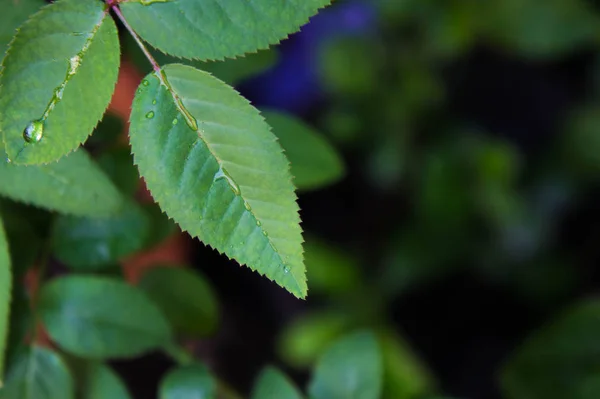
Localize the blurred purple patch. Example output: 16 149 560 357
238 0 379 114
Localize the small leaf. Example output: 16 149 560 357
0 345 74 399
52 201 150 270
251 367 303 399
81 363 132 399
120 0 330 61
0 0 45 58
262 110 345 191
139 266 219 337
0 0 120 164
501 300 600 399
159 363 217 399
308 331 382 399
0 217 10 382
97 148 140 197
129 64 305 298
38 276 172 359
0 146 124 217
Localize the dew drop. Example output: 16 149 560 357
244 202 251 211
152 99 157 105
213 166 240 195
172 118 178 125
284 267 290 274
146 111 155 119
256 220 262 227
262 231 268 236
142 80 149 86
23 119 44 143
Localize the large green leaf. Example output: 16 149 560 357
52 201 150 270
139 266 219 337
308 331 382 399
159 363 217 399
0 0 45 58
38 276 172 359
120 0 330 61
251 367 303 399
262 110 344 192
0 0 120 164
81 363 132 399
0 346 74 399
501 300 600 399
0 146 123 217
129 64 305 297
0 218 9 383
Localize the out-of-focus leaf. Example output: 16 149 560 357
141 202 179 249
159 363 217 399
501 300 600 399
562 104 600 180
251 366 303 399
308 331 382 399
80 363 132 399
97 148 140 197
86 114 124 149
278 311 353 369
0 217 9 382
262 110 345 191
139 266 219 337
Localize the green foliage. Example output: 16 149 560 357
120 0 330 61
139 266 219 337
251 367 303 399
38 276 172 359
52 201 150 270
308 331 382 399
0 0 120 164
0 218 9 382
129 64 305 297
262 111 345 192
0 346 74 399
159 364 217 399
0 0 45 57
79 363 132 399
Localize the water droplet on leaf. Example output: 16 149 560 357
172 118 178 125
142 80 149 86
23 120 44 143
152 99 157 105
284 267 290 274
244 202 251 211
213 166 240 195
146 111 155 119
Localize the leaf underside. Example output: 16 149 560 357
120 0 331 61
129 64 306 297
0 146 124 217
0 0 120 165
0 217 10 383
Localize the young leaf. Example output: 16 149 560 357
139 266 219 337
129 64 306 298
120 0 330 61
38 276 172 359
159 363 217 399
501 300 600 399
80 363 132 399
0 217 10 383
0 0 120 165
262 110 345 192
52 201 150 270
251 367 303 399
0 147 124 217
308 331 382 399
0 345 74 399
0 0 45 58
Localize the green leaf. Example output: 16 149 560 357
0 0 120 164
80 363 132 399
278 311 352 369
0 146 124 217
142 202 179 249
0 218 9 382
262 111 344 191
38 276 172 359
86 113 125 149
0 345 74 399
501 300 600 399
252 367 303 399
129 64 305 298
308 331 382 399
139 266 219 337
120 0 330 61
159 363 217 399
97 148 140 197
52 201 150 270
0 0 45 58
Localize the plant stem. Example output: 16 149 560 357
110 4 161 73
